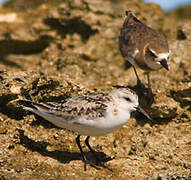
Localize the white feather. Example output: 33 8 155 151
157 52 169 60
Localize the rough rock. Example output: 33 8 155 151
0 0 191 179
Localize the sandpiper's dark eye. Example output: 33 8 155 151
124 97 131 102
149 50 157 58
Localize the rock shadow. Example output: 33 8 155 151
0 78 60 120
170 87 191 111
0 35 53 68
44 17 98 42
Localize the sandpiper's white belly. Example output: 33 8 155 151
37 108 130 136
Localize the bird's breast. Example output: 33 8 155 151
134 52 154 71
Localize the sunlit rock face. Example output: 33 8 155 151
0 0 190 179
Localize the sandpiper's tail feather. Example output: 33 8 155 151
19 99 54 114
19 100 38 110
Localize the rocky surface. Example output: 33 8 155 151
0 0 191 179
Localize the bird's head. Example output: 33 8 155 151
143 36 170 71
112 87 151 120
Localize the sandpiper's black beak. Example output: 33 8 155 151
160 59 169 71
136 106 152 120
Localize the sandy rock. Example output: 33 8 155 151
0 0 190 179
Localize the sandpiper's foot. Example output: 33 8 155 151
82 157 100 171
85 136 113 171
93 154 113 171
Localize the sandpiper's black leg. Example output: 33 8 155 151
76 135 99 171
85 136 113 171
76 135 87 171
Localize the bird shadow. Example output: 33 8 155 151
17 129 113 166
